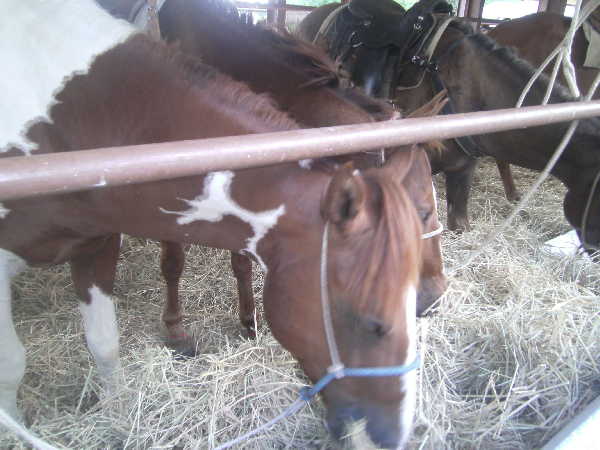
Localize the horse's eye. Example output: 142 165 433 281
362 316 389 338
419 209 432 224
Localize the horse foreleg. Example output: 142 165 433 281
231 252 256 339
160 241 196 356
445 159 476 232
70 234 121 389
496 160 521 202
0 249 27 420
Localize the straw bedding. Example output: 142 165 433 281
2 158 599 449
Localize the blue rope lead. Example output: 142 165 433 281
214 356 421 449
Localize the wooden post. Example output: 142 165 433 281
458 0 484 29
538 0 567 14
146 0 162 40
267 0 276 25
276 0 286 31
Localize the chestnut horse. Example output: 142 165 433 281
0 1 426 447
298 4 600 251
154 0 446 343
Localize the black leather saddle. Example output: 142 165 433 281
323 0 453 97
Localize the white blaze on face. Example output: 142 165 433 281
160 171 285 271
398 284 417 448
0 0 136 154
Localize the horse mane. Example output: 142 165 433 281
201 0 341 86
449 20 600 135
137 36 300 133
348 164 421 318
49 34 300 153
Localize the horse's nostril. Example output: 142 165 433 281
363 316 389 337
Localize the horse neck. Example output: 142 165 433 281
159 0 375 127
435 26 600 186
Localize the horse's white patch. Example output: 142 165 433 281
93 175 107 187
0 0 136 154
160 171 285 271
299 159 313 169
79 286 120 382
398 285 417 448
0 249 27 419
0 204 9 219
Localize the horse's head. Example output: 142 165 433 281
263 149 423 448
564 172 600 253
560 123 600 252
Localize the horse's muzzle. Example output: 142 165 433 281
416 275 447 316
326 401 411 449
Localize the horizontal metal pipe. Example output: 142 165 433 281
1 101 599 201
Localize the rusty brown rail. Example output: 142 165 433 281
1 101 599 201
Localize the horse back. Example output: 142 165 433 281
488 12 587 68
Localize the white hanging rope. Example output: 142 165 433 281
518 0 600 106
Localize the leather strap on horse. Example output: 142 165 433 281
315 0 453 98
397 17 482 158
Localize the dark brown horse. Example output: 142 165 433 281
149 0 446 342
487 12 592 85
298 3 600 251
487 11 600 197
0 2 426 447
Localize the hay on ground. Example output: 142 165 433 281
2 158 599 449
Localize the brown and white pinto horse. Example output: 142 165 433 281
154 0 446 343
0 1 425 447
299 6 600 252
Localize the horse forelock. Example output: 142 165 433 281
347 170 421 319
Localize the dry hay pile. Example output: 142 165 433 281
2 158 599 449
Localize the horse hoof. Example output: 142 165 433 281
241 318 257 339
164 334 199 358
506 192 522 202
245 327 256 340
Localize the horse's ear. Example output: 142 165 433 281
322 163 371 234
406 90 448 118
384 146 416 181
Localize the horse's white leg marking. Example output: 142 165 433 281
0 249 27 420
79 286 120 388
398 285 417 448
0 203 9 219
160 171 285 271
